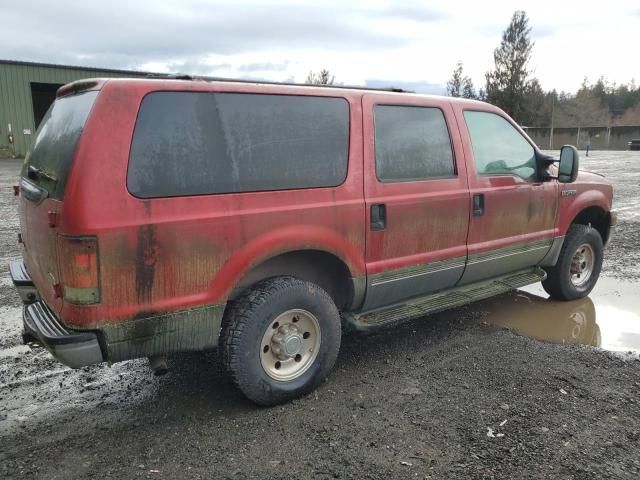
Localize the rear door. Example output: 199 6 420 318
19 90 99 312
361 94 470 311
454 107 558 284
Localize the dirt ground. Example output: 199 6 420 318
1 152 640 479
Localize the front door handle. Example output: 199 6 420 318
473 193 485 216
371 204 386 231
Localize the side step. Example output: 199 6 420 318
344 267 546 331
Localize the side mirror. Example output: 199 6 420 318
558 145 579 183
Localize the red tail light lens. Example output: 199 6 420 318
57 236 100 304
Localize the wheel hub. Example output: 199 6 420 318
570 243 595 287
571 252 587 273
271 324 304 359
260 309 321 381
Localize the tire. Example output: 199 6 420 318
220 276 341 406
542 224 603 301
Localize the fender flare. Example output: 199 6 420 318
559 189 610 237
207 225 365 303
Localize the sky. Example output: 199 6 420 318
2 0 639 95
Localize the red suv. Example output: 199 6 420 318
10 78 615 405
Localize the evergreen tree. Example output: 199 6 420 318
305 69 335 85
446 62 464 97
485 11 534 123
462 78 476 99
520 79 550 126
447 62 476 99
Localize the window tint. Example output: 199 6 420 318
24 91 98 199
374 105 455 182
128 92 349 197
464 111 536 181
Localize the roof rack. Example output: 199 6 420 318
145 73 194 80
143 72 413 93
1 59 414 94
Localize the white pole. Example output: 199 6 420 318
576 127 581 148
549 97 554 149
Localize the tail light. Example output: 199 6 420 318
57 236 100 305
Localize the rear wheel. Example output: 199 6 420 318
542 224 603 300
220 276 341 406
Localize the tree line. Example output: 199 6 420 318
306 11 639 128
446 11 640 127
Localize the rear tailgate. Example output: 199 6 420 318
19 89 99 313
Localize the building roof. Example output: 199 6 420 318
0 58 152 76
0 58 417 95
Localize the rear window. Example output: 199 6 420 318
127 92 349 198
374 105 455 182
23 91 98 200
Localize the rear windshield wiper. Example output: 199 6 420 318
27 165 57 184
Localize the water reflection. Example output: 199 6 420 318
477 278 640 353
479 291 600 346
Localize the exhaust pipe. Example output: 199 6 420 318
148 355 168 376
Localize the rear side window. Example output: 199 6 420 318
374 105 455 182
128 92 349 197
23 91 99 200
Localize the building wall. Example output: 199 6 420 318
0 60 148 158
525 126 640 151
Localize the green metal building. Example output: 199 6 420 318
0 59 149 158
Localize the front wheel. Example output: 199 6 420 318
220 277 341 406
542 224 604 301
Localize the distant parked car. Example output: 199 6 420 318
629 139 640 151
10 77 615 405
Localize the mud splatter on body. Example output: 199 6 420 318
136 224 159 302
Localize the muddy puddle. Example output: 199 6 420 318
477 277 640 353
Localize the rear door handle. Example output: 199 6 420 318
371 204 386 231
473 193 484 216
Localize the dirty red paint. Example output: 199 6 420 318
17 79 613 331
361 94 470 275
19 197 64 314
22 80 367 328
451 102 559 256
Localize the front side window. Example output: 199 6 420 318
464 111 537 181
374 105 455 182
128 92 349 198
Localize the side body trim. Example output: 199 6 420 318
362 256 466 311
460 238 553 285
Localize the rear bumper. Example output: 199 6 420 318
10 260 103 368
10 260 224 365
22 301 104 368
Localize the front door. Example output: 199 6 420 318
361 94 470 311
453 107 558 285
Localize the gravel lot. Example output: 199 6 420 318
1 152 639 479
